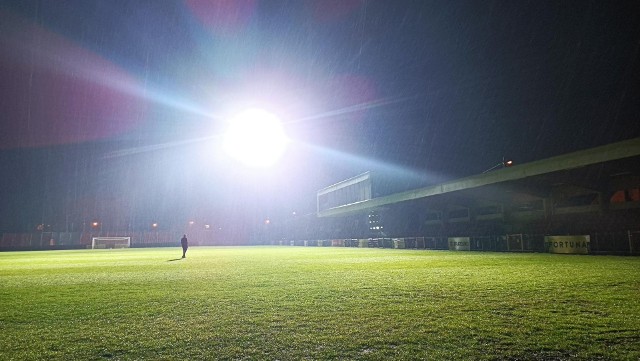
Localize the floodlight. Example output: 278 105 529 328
222 108 289 167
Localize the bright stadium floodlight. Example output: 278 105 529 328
222 108 289 167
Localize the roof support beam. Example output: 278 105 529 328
318 137 640 217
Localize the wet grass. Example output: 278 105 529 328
1 247 639 360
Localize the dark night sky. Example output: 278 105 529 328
1 0 639 231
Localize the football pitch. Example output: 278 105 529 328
1 247 639 360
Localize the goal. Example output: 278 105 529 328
91 237 131 249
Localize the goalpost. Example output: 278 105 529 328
91 237 131 249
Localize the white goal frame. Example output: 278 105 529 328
91 237 131 249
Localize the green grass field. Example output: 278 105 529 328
1 247 639 360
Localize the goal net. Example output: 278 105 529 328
91 237 131 249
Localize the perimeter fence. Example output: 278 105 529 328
0 230 204 251
275 230 640 255
2 230 638 255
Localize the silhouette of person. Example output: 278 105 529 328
181 234 188 258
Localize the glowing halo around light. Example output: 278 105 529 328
222 108 290 167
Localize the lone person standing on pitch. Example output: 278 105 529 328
181 234 188 258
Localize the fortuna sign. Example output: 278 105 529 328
545 235 590 254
